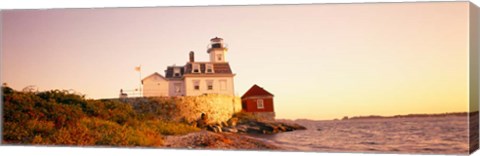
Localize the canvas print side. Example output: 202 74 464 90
470 2 480 154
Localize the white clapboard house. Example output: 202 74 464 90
141 37 235 97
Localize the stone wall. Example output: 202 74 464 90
122 94 242 124
176 94 242 123
252 112 276 121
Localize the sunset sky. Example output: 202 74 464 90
1 2 472 120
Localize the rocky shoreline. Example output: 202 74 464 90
163 130 279 150
195 113 307 134
162 115 307 150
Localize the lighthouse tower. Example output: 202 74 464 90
207 37 228 63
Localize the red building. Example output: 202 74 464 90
241 84 275 120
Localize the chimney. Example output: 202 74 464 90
189 51 195 62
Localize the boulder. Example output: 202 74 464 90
221 127 238 133
197 119 208 128
215 125 223 133
221 121 229 127
236 125 249 133
206 125 223 133
247 126 262 134
196 113 212 129
227 117 239 127
233 119 306 134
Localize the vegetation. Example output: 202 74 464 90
2 86 199 147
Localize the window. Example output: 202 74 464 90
257 99 264 109
220 80 227 90
174 83 181 93
192 64 200 73
212 43 221 48
206 80 213 90
193 80 200 90
206 64 214 73
217 54 222 61
174 68 181 77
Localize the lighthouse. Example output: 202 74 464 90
142 37 236 97
207 37 228 63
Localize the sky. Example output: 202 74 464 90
1 2 472 120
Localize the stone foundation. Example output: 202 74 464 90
252 112 276 121
123 94 242 124
176 94 242 123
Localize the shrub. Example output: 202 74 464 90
36 90 86 107
130 97 178 121
142 119 200 136
84 100 136 124
2 87 194 147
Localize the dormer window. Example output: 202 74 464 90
173 68 181 77
192 64 200 73
206 64 214 73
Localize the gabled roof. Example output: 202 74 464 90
241 84 274 99
141 72 167 84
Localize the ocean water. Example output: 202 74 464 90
252 116 469 154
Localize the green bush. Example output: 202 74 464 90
2 86 197 147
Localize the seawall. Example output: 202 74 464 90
113 94 242 123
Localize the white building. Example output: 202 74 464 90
142 37 236 97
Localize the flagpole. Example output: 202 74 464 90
139 65 142 97
135 65 142 97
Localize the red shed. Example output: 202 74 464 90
241 84 275 120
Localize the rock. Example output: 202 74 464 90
279 123 306 131
288 123 307 130
207 125 223 133
221 121 229 127
216 122 223 127
247 126 262 134
196 113 212 129
191 121 198 128
215 125 223 133
236 125 248 133
271 126 280 133
227 117 238 127
222 127 238 133
206 125 216 132
256 122 281 134
197 119 208 128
